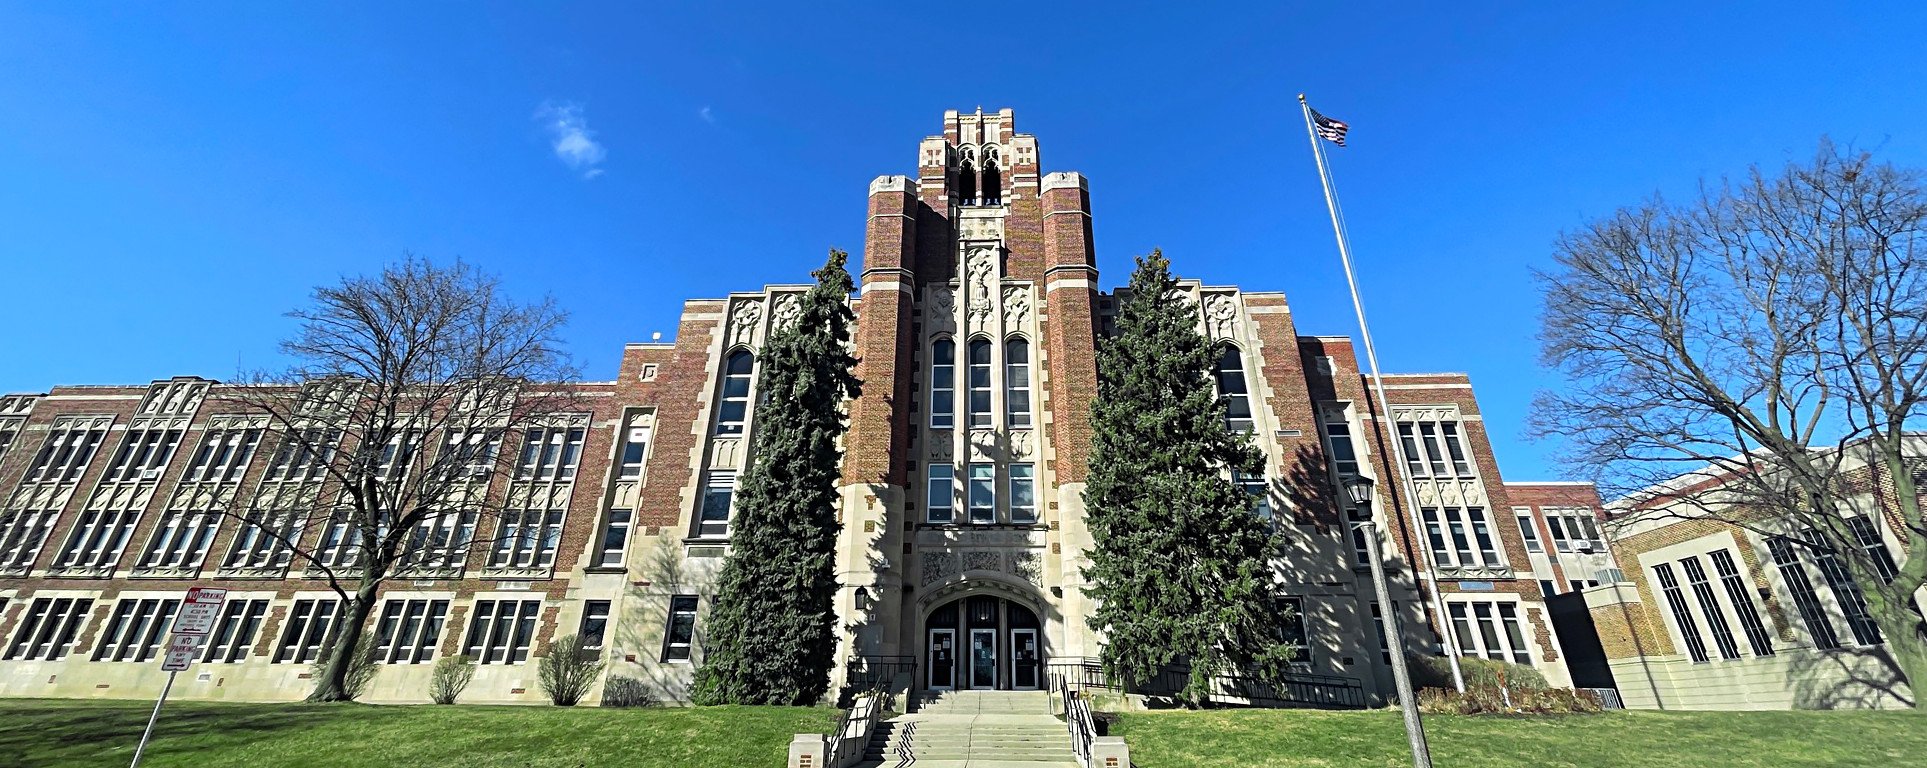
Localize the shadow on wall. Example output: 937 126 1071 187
614 536 719 704
1787 643 1914 709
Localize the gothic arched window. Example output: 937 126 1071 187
981 159 1002 205
715 349 754 435
1215 345 1255 433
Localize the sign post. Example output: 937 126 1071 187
130 587 225 768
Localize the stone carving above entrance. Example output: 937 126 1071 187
962 550 1002 573
1008 552 1041 584
922 552 960 586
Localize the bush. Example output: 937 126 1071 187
1407 654 1549 693
538 633 604 707
600 675 658 708
1416 684 1603 715
430 654 476 705
312 633 381 700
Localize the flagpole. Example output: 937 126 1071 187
1297 94 1467 699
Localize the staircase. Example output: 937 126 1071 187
854 690 1080 768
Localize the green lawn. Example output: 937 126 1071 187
0 698 830 768
1112 708 1927 767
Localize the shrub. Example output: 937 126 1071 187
1407 654 1548 693
600 675 658 708
538 633 604 707
430 654 476 705
1416 681 1604 715
312 633 381 700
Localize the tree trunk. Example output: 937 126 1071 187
306 574 380 703
1865 588 1927 710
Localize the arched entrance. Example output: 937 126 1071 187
924 595 1041 691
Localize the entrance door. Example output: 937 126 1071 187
969 628 997 689
1012 629 1040 690
928 629 956 690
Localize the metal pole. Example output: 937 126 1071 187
1296 93 1467 692
1362 519 1433 768
129 670 176 768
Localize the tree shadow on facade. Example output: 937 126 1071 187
616 535 720 704
1786 643 1914 709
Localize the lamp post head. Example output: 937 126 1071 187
1344 474 1376 507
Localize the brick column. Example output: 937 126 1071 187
1040 172 1098 484
842 176 919 488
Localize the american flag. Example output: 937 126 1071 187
1311 109 1349 147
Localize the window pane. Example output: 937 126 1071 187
968 464 995 524
927 465 955 524
1009 464 1035 523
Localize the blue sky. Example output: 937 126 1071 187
3 3 1925 482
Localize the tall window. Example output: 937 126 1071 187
463 599 541 664
491 508 565 568
516 427 584 481
1653 563 1710 663
0 509 60 570
698 474 735 538
1709 550 1774 657
617 423 652 480
1214 346 1255 433
1005 338 1032 428
1396 421 1476 479
930 339 956 429
579 600 610 652
54 506 144 569
927 464 956 524
596 509 632 568
1803 531 1883 646
967 339 993 428
1277 596 1311 665
102 428 183 483
202 600 270 663
1320 415 1360 477
968 463 995 524
92 599 179 661
715 350 755 435
1369 601 1394 664
1846 516 1899 582
273 599 340 664
372 599 449 664
1679 556 1741 660
1515 514 1543 553
436 430 502 480
24 424 107 484
182 428 262 484
1447 601 1531 664
661 595 699 662
403 509 475 569
222 508 302 570
1236 471 1272 525
1422 507 1499 567
138 508 221 569
373 430 421 482
1009 464 1037 524
1767 536 1841 650
5 597 94 660
263 429 337 482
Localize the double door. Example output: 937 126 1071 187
927 627 1041 691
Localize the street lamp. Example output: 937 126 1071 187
1347 474 1434 768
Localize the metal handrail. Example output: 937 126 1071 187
1050 669 1097 768
1052 658 1366 710
824 656 913 767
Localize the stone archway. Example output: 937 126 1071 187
915 576 1048 692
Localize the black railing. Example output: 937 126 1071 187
1048 667 1097 767
1048 656 1365 710
845 654 917 693
1046 657 1116 693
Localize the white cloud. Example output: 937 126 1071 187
698 105 715 124
535 102 606 179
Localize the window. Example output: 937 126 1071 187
1515 514 1543 553
698 474 735 538
263 429 338 483
182 428 262 484
373 599 449 664
1709 550 1774 657
463 599 542 664
1009 464 1037 524
53 506 144 569
24 424 107 484
1422 507 1500 567
0 508 60 570
1005 338 1032 428
273 599 340 663
0 425 16 459
579 600 610 651
968 463 995 524
104 428 184 483
5 597 94 660
1803 531 1883 646
516 427 585 481
202 599 270 663
1679 556 1741 660
1767 536 1841 650
661 595 699 662
1653 563 1709 663
1320 414 1360 477
436 430 502 479
1846 516 1899 582
403 509 475 569
967 339 993 428
138 508 221 570
715 350 754 435
927 464 956 524
1369 601 1394 664
1236 471 1272 525
1539 580 1559 597
1447 601 1531 664
222 508 302 570
314 508 365 569
930 339 956 429
1395 420 1476 479
1277 596 1311 665
93 599 179 661
1214 347 1254 433
617 424 652 480
492 508 565 568
597 509 632 567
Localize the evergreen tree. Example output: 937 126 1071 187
691 250 863 706
1082 250 1297 707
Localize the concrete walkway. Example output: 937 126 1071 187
853 690 1079 768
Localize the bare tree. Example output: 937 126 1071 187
221 257 578 702
1534 142 1927 706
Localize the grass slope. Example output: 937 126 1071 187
1113 708 1927 767
0 699 829 768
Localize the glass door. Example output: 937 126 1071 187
928 629 956 690
969 628 997 689
1012 629 1039 690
